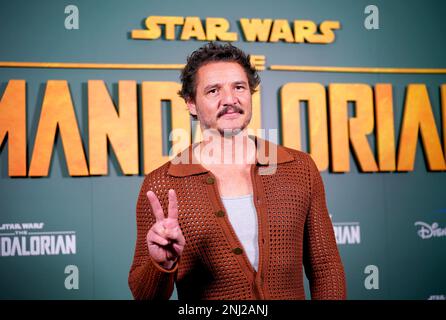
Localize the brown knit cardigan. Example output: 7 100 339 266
128 136 346 300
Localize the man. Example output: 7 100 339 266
128 42 346 300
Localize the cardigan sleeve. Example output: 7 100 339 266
128 175 177 300
303 155 347 300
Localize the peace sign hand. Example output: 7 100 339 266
146 189 186 270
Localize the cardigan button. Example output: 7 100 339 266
215 210 225 217
206 177 215 184
233 247 243 255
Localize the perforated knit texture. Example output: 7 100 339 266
128 144 346 300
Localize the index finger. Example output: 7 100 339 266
167 189 178 220
146 191 165 222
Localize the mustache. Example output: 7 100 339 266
217 105 244 118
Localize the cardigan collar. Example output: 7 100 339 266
167 134 294 177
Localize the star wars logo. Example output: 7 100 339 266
0 222 76 257
131 16 340 44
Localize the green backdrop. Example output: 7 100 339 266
1 0 445 299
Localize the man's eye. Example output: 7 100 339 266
235 85 245 91
208 89 218 95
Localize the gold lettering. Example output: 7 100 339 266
181 17 206 41
250 88 262 134
131 16 184 40
294 20 317 43
249 55 266 71
308 21 340 44
329 84 378 172
88 80 138 175
280 83 329 171
206 17 237 41
141 82 191 174
269 19 294 43
131 16 162 40
442 85 446 160
239 18 272 42
375 84 396 171
158 16 185 40
131 16 340 43
397 84 446 171
0 80 27 176
29 81 88 176
4 78 444 176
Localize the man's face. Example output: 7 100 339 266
187 61 252 135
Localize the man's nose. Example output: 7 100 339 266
220 87 237 105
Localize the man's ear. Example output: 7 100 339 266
186 99 198 117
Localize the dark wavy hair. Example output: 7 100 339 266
178 42 260 119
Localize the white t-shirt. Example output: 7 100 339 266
220 193 259 271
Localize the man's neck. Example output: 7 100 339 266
194 129 256 169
